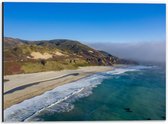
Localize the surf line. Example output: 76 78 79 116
24 87 84 121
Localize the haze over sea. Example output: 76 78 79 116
4 64 166 121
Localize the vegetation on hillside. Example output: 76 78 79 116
4 37 137 75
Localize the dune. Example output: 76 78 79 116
30 52 52 59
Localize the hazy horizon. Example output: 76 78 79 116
87 41 166 63
4 36 166 63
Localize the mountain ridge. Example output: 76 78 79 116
4 37 137 75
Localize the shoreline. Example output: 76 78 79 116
4 66 113 109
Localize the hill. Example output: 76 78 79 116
4 37 137 75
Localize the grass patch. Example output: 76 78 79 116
5 59 91 74
21 60 79 73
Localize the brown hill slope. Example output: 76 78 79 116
3 37 137 75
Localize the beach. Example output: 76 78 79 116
4 65 166 121
4 66 113 109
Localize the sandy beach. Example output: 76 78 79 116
4 66 113 109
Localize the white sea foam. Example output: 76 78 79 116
105 65 154 75
4 74 106 122
105 68 137 75
4 65 152 122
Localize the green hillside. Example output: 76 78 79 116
3 37 137 75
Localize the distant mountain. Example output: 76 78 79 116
4 37 25 48
4 37 137 75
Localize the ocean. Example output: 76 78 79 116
4 65 166 121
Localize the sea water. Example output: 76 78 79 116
4 65 166 121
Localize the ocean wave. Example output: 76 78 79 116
4 74 106 122
105 65 155 75
4 65 152 122
105 68 137 75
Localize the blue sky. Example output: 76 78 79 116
4 3 166 43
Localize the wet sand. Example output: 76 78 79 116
4 66 113 109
